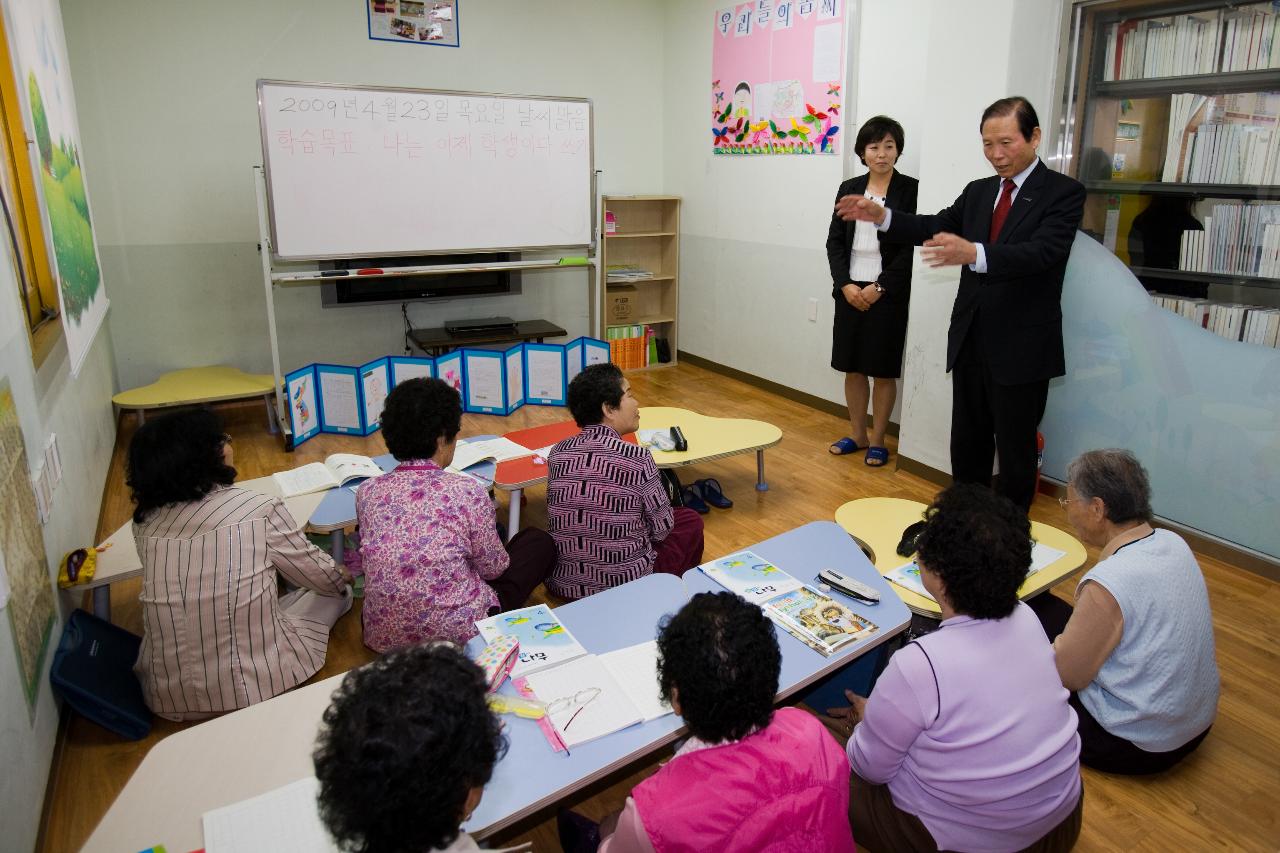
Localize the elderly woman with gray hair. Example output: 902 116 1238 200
1042 448 1219 775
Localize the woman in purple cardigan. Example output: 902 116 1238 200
829 484 1083 853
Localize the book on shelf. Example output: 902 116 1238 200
1099 4 1280 81
697 550 879 656
475 604 587 678
606 264 656 282
1151 292 1280 346
1103 10 1223 82
1178 202 1280 277
272 453 384 498
1163 92 1280 185
606 324 651 370
1245 307 1280 345
1150 292 1211 328
1221 4 1280 72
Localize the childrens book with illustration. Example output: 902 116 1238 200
272 454 385 498
699 551 878 656
764 586 879 655
476 604 587 678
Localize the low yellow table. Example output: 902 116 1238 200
834 497 1087 617
112 366 277 432
639 406 784 491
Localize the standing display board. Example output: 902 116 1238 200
257 80 593 260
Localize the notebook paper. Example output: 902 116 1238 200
523 655 644 748
598 640 672 722
203 776 338 853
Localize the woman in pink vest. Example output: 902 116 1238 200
563 591 856 852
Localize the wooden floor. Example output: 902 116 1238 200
39 362 1279 852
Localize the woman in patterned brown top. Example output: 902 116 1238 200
127 408 351 721
545 364 704 600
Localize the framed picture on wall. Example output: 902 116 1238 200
367 0 460 48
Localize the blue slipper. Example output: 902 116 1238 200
865 446 890 467
829 437 865 455
696 478 733 509
681 484 710 514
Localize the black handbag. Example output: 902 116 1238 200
659 468 684 508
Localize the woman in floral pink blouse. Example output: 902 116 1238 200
356 378 555 652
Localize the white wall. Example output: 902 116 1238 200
60 0 667 391
660 1 855 409
0 85 116 853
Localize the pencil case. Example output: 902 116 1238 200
474 633 520 692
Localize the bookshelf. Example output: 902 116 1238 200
600 195 680 369
1068 0 1280 345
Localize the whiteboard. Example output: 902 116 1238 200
257 80 593 260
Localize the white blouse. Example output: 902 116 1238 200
847 191 886 284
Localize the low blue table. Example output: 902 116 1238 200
683 520 911 702
467 520 910 839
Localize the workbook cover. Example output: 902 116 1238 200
763 586 879 656
698 550 805 604
476 604 586 678
885 561 934 601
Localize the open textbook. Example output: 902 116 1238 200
522 644 672 749
699 550 878 656
271 454 384 498
445 436 536 474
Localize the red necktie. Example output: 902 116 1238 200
989 178 1016 242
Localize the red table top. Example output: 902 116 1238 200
494 419 637 489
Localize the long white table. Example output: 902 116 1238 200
81 522 909 852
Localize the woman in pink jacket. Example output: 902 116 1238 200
561 591 856 852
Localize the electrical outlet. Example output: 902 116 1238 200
807 297 818 322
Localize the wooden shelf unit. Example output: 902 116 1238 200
601 195 680 369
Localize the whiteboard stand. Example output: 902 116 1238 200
253 166 599 450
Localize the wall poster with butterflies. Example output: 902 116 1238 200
711 0 848 156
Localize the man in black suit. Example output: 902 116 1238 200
836 97 1085 512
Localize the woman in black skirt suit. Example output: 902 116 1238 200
825 116 918 466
